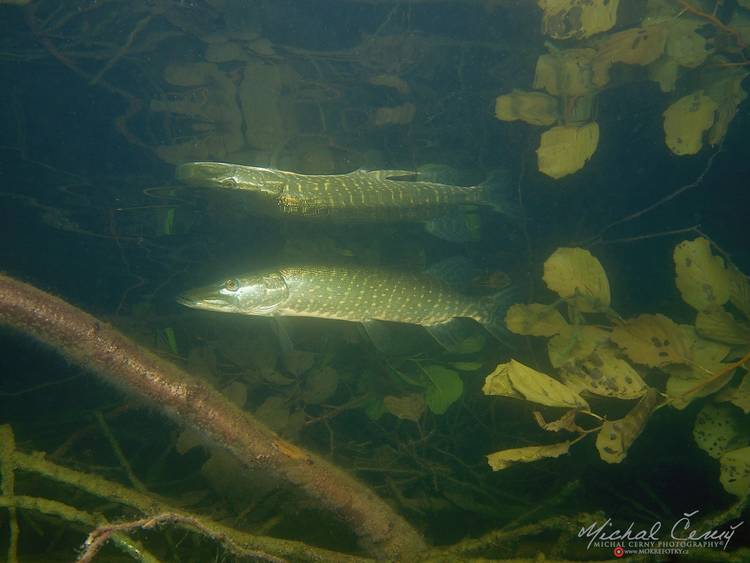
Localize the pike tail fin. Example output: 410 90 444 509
480 285 521 348
479 169 521 223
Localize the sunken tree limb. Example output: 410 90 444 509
0 273 427 560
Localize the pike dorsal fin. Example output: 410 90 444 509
360 169 416 181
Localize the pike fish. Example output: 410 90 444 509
178 265 510 348
176 162 515 241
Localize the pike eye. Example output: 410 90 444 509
224 279 240 292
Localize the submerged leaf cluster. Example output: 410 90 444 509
483 238 750 498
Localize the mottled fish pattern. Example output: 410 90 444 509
278 266 487 325
176 163 490 222
179 264 491 328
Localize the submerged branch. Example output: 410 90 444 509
0 273 427 560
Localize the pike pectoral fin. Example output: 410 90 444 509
271 316 295 354
425 319 475 351
424 210 481 242
360 320 399 353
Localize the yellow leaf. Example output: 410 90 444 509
720 447 750 497
537 123 599 179
674 238 730 311
664 339 732 410
648 57 680 93
696 307 750 346
611 314 695 367
728 265 750 320
537 0 619 40
483 359 589 409
596 388 660 463
715 372 750 414
495 90 559 126
703 66 749 146
481 362 520 399
665 19 709 68
533 410 584 433
693 404 741 459
543 247 610 312
487 441 571 471
663 91 718 156
505 303 568 336
533 48 597 97
593 24 669 87
561 347 648 399
548 325 610 368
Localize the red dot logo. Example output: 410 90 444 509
613 546 625 558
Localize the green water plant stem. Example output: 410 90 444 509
0 425 19 563
11 446 369 562
0 494 160 563
0 273 426 560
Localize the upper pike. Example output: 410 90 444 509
176 162 284 197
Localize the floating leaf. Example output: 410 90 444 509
483 360 589 409
649 57 680 93
611 314 694 367
592 24 669 87
537 122 600 179
664 340 732 410
543 247 610 312
505 303 568 336
495 90 559 126
720 447 750 497
596 388 660 463
561 347 648 399
696 307 750 346
704 66 749 146
728 265 750 320
665 19 709 69
538 0 619 40
663 91 718 156
533 410 584 433
383 394 425 422
716 373 750 415
674 238 730 311
548 325 610 368
534 48 597 96
302 367 338 404
693 404 742 459
487 441 571 471
423 365 464 414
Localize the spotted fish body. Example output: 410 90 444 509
178 265 492 328
176 162 494 223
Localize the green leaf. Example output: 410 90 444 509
364 397 385 421
423 365 464 414
450 361 484 371
452 334 486 354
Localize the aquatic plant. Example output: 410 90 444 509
495 0 749 178
484 237 750 504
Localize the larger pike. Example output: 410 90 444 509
176 162 514 240
178 265 509 348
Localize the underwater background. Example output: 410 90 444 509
1 1 749 561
